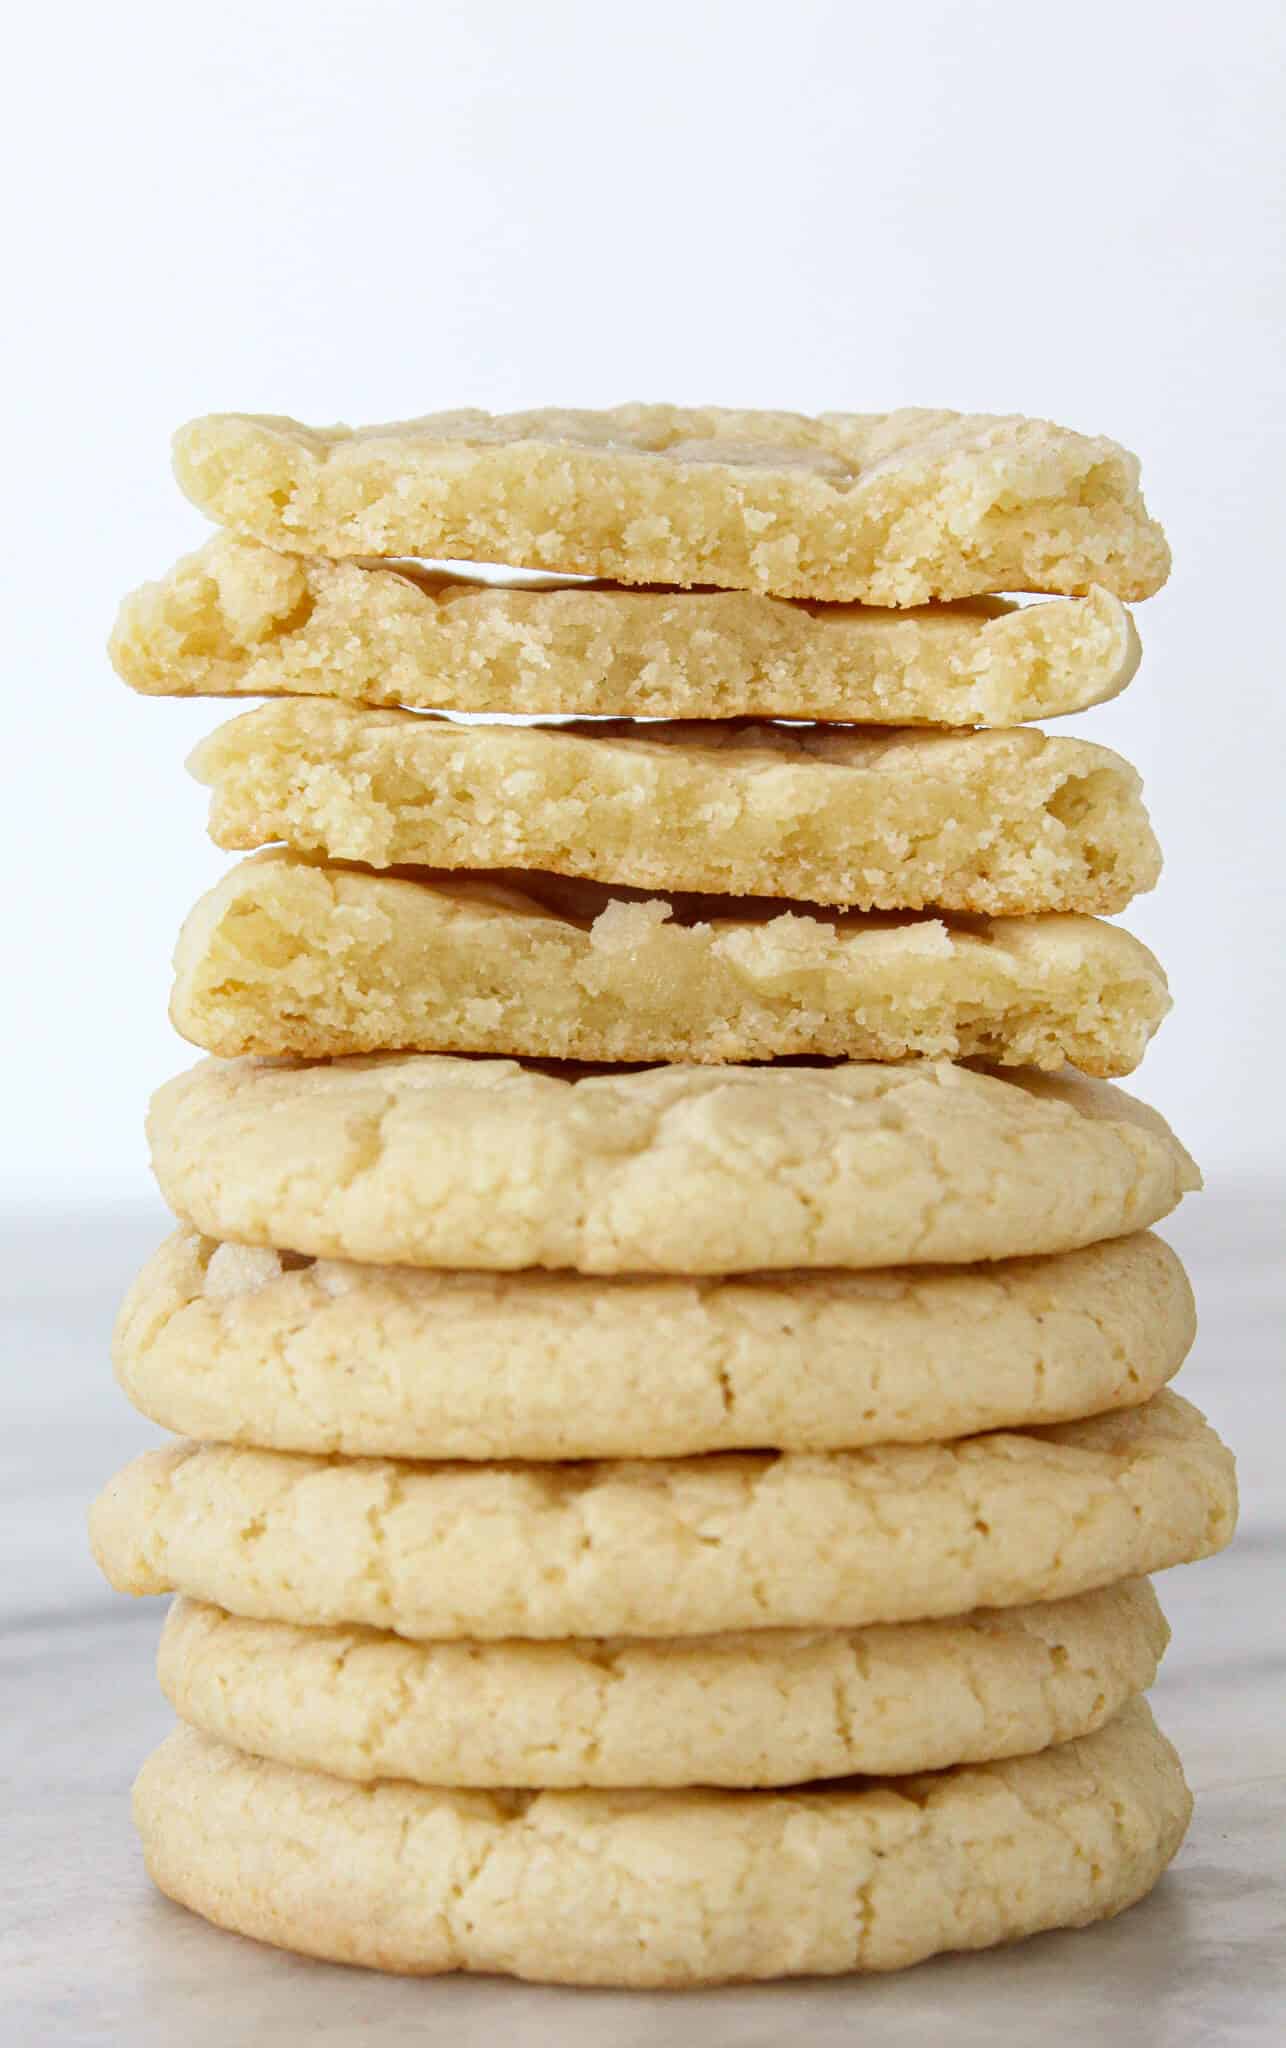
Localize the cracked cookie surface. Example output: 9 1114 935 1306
190 703 1162 916
132 1702 1189 1984
111 534 1142 723
171 853 1170 1072
157 1580 1168 1788
90 1393 1235 1639
171 404 1170 604
116 1229 1193 1459
146 1056 1200 1274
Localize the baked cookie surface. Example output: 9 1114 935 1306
171 854 1170 1073
112 535 1141 724
133 1703 1190 1984
90 1393 1235 1639
146 1056 1201 1274
190 703 1162 916
116 1229 1193 1460
159 1580 1167 1788
171 405 1170 604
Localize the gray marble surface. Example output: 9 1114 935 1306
3 1192 1283 2044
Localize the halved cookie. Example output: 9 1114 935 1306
171 403 1170 603
112 535 1141 723
190 704 1162 916
170 854 1170 1072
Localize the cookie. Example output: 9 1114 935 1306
90 1393 1235 1639
158 1580 1167 1788
146 1057 1200 1274
111 534 1142 725
132 1703 1190 1984
116 1229 1193 1460
190 703 1161 917
170 405 1170 604
171 854 1170 1073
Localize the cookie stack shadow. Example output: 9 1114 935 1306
92 404 1236 1989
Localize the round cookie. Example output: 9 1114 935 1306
170 404 1171 604
133 1703 1191 1986
116 1229 1194 1460
91 1393 1236 1640
112 534 1142 725
158 1580 1168 1789
146 1057 1200 1275
190 705 1161 918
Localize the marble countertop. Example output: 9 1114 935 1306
4 1192 1282 2044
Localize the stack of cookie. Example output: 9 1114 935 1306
92 405 1236 1989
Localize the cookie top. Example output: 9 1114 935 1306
171 853 1171 1074
111 534 1142 725
90 1393 1235 1639
171 405 1170 604
159 1580 1167 1788
117 1228 1193 1460
146 1056 1200 1274
134 1702 1189 1983
190 703 1161 916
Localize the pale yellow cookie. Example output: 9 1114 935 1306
116 1229 1193 1460
171 853 1170 1074
111 534 1142 724
158 1580 1168 1788
146 1057 1200 1275
90 1393 1235 1640
190 703 1161 917
171 405 1170 604
133 1703 1190 1985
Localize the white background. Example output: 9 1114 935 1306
4 0 1284 1201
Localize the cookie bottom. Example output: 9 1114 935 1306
134 1700 1188 1987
